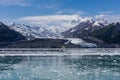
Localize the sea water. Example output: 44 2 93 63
0 48 120 80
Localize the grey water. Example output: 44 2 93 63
0 48 120 80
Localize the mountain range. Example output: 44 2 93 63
9 17 108 39
0 16 120 48
62 21 120 47
9 23 58 40
62 20 105 38
8 19 80 40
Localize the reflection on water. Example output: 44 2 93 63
0 49 120 80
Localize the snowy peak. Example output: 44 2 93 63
62 19 105 38
92 21 99 26
8 15 110 40
48 18 81 34
9 23 58 40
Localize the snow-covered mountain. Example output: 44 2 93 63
62 19 106 38
9 23 58 40
48 16 109 35
8 15 109 40
48 19 81 34
9 18 81 39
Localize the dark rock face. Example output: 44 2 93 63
91 22 120 44
0 22 26 43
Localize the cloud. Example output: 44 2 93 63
75 11 85 15
95 14 108 19
94 14 120 23
55 10 85 15
0 0 28 6
55 11 64 15
17 15 81 25
15 13 120 26
101 15 120 22
98 11 115 14
36 4 59 10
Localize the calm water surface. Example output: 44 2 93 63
0 48 120 80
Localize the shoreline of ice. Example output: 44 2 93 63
0 48 120 56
